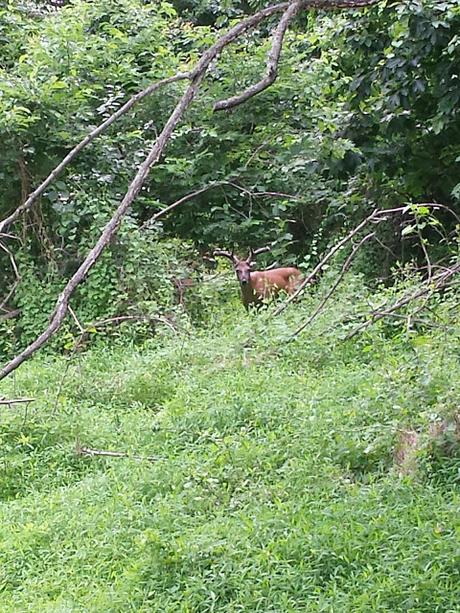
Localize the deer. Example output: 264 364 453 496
213 246 302 310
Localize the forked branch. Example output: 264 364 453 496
286 202 460 338
291 231 375 338
214 1 302 111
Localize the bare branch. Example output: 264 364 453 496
214 1 302 111
68 305 85 333
0 73 191 236
76 442 156 463
291 231 375 337
345 264 460 340
274 209 381 315
0 308 21 322
0 282 20 312
214 0 383 111
0 241 20 281
0 235 22 309
140 180 301 230
0 397 35 406
274 202 460 317
139 182 227 230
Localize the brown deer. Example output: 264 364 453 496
213 246 302 310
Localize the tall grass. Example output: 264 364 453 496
0 276 459 611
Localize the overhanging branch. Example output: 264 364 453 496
214 1 302 111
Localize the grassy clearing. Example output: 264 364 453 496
0 278 459 611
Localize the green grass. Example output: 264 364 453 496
0 279 459 611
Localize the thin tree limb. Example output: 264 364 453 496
214 1 302 111
68 305 85 333
0 241 20 281
214 0 382 111
0 308 21 321
291 231 375 337
0 73 191 236
139 180 301 230
0 397 35 405
274 202 460 316
274 209 381 315
0 238 21 309
345 264 460 340
0 282 20 312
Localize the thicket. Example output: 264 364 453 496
1 0 459 354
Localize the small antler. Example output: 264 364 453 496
246 245 271 263
213 249 238 264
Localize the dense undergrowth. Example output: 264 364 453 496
0 276 459 612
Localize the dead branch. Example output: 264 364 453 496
291 231 375 337
139 182 228 230
345 263 460 340
275 202 460 317
140 180 301 230
372 311 441 329
0 73 190 236
76 442 156 462
0 240 21 281
214 0 382 111
214 1 302 111
0 236 22 309
0 281 20 312
68 305 85 333
0 308 21 322
274 209 380 315
0 397 35 406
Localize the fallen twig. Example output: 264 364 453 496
0 397 35 406
76 442 156 462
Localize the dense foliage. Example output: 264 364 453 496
1 279 459 610
1 0 459 350
1 3 460 608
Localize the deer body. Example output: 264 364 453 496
214 247 302 310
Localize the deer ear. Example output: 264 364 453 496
249 261 256 269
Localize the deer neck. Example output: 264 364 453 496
239 276 256 307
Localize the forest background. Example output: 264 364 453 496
1 0 459 354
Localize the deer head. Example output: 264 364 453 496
213 246 271 286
